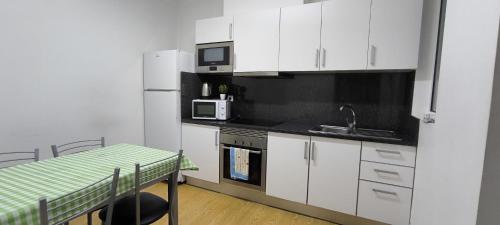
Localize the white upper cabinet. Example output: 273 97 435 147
368 0 423 70
307 137 361 215
266 133 310 204
195 16 234 44
233 8 281 74
279 3 322 71
320 0 371 70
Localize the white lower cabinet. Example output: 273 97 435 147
181 123 220 183
307 137 361 215
266 133 310 204
357 180 413 225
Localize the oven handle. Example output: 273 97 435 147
222 146 262 155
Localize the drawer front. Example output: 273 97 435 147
360 161 415 188
358 181 412 225
362 142 416 167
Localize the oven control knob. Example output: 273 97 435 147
234 140 237 144
241 141 245 145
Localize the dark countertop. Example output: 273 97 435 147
182 118 418 147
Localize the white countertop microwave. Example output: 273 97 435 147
192 99 231 120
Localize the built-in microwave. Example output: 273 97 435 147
196 42 233 73
192 99 231 120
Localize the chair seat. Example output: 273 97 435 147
99 192 169 225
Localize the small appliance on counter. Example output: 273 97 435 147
201 82 212 98
192 99 231 120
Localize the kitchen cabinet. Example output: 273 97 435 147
320 0 371 70
358 180 413 225
233 8 281 74
181 123 220 183
307 137 361 214
266 133 310 204
195 16 234 44
367 0 423 70
279 3 322 71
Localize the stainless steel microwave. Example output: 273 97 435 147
192 99 231 120
196 42 233 73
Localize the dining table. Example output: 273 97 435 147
0 144 197 225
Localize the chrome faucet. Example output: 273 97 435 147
340 105 357 133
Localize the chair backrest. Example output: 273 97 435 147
0 149 39 168
133 150 184 225
51 137 105 157
39 168 120 225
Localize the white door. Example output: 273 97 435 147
308 137 361 215
233 8 281 73
266 133 310 204
368 0 423 70
144 50 179 90
181 123 220 183
144 91 181 152
196 16 234 44
279 3 322 71
320 0 371 71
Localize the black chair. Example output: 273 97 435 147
51 137 105 157
99 150 183 225
39 168 121 225
0 149 39 168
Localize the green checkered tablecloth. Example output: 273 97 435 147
0 144 197 225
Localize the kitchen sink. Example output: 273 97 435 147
308 125 402 141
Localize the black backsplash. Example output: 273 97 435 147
181 72 419 134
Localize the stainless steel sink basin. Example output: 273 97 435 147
309 125 352 135
308 125 402 141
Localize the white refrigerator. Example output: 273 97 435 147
143 50 194 152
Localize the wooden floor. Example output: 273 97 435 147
71 183 337 225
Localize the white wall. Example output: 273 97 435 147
411 1 500 225
0 0 178 160
223 0 302 16
176 0 224 53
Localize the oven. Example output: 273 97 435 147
196 42 233 73
219 127 267 191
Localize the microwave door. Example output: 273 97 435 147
193 101 217 119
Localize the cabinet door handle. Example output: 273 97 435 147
304 142 309 160
376 149 401 155
370 45 376 66
215 131 219 147
311 142 316 161
229 23 233 40
322 48 326 68
372 188 398 196
374 169 399 176
315 49 320 68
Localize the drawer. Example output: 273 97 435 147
360 161 415 188
357 180 412 225
362 142 416 167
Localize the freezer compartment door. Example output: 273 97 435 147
144 91 181 152
144 50 179 90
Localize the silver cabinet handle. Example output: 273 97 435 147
372 188 398 196
304 142 309 160
322 48 326 68
229 23 233 40
315 49 320 68
376 149 401 155
370 45 376 66
374 169 399 175
311 142 316 161
215 131 219 147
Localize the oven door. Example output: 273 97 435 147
196 42 233 73
192 101 217 120
221 145 267 191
